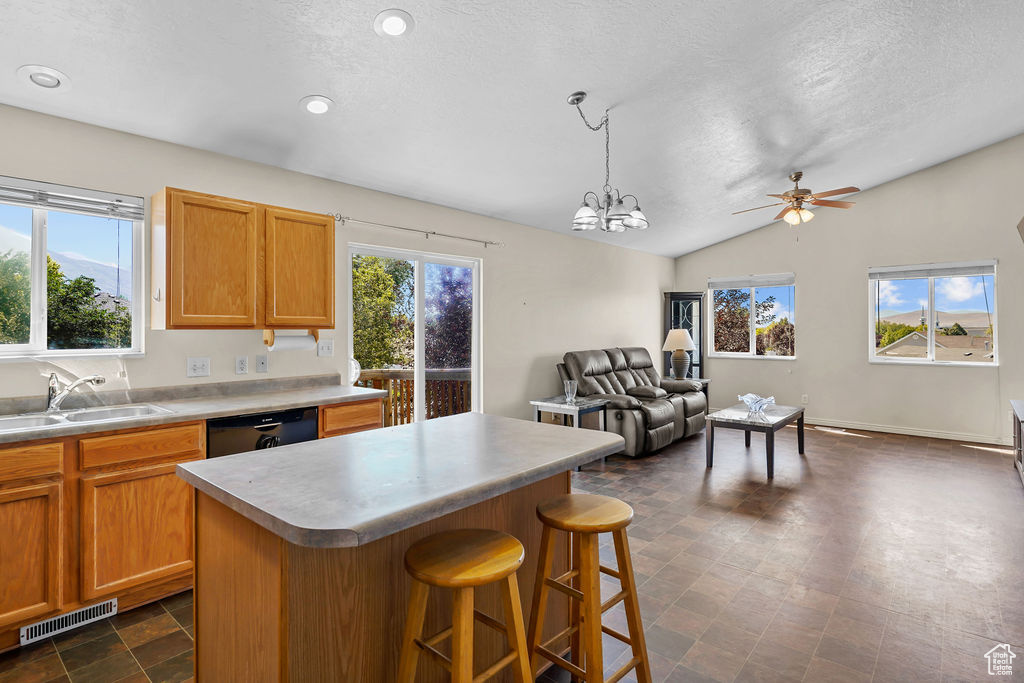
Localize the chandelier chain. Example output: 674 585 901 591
575 104 611 192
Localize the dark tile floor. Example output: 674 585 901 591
0 590 193 682
3 423 1021 682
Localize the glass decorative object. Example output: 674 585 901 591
564 380 578 404
349 357 361 385
738 393 774 413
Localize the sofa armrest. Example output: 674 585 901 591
599 394 642 410
661 378 703 394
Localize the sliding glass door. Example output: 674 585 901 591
349 245 480 425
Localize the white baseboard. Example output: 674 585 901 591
708 407 1010 446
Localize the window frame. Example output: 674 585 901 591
867 260 997 367
346 242 483 420
0 183 145 360
707 274 797 361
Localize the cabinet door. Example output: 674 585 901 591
80 462 196 601
319 399 383 438
0 482 61 629
264 208 335 328
168 190 259 327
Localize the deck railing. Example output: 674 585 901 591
355 368 471 426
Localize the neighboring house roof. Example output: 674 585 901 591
878 330 994 361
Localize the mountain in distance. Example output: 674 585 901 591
0 223 131 301
881 309 991 328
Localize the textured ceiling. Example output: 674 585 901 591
2 1 1024 257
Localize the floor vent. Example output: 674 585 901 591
19 598 117 645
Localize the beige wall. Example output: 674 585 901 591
675 133 1024 444
0 104 675 419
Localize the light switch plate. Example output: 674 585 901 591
317 338 334 357
254 354 269 373
235 356 248 375
187 357 210 378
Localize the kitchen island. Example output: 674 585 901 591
177 412 624 681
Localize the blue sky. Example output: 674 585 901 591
877 276 994 314
756 285 794 323
0 203 132 268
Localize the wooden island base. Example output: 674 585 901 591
194 473 570 682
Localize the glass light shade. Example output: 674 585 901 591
572 203 599 231
623 208 649 229
606 198 631 220
798 208 814 223
783 209 801 225
602 218 627 233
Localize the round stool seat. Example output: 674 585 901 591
405 528 525 588
537 493 634 533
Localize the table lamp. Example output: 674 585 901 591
662 329 696 379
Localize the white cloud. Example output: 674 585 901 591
917 298 928 308
878 281 904 306
937 277 984 303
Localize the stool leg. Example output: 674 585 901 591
570 531 582 681
397 579 429 683
501 573 533 683
452 586 475 683
613 529 652 683
526 524 556 676
579 532 603 683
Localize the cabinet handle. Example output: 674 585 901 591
153 288 161 302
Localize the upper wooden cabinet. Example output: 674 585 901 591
265 207 335 328
151 188 335 330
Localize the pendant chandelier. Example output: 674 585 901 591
568 91 649 233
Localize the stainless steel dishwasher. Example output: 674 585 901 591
206 406 318 457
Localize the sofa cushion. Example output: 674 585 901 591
620 346 660 387
680 391 708 418
638 398 675 428
626 385 668 399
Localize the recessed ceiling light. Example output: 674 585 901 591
17 64 71 91
299 94 333 114
373 9 414 37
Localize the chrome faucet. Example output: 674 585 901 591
46 373 106 412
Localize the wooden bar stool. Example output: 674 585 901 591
398 528 533 683
526 494 652 683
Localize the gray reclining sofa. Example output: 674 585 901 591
557 347 707 458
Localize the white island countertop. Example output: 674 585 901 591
177 412 624 548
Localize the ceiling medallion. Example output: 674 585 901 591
568 91 648 233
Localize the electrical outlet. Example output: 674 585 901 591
187 357 210 378
801 394 809 405
235 356 248 375
254 354 269 373
317 338 334 357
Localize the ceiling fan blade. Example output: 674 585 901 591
810 186 860 199
732 202 786 215
810 199 855 209
774 206 794 221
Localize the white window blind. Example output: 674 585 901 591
868 260 995 280
707 272 795 289
0 175 144 221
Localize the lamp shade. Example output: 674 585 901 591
662 328 696 351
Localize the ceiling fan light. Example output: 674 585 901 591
798 208 814 223
623 208 649 230
783 209 802 226
602 219 627 233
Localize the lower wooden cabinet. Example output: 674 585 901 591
0 482 61 629
319 399 384 438
80 460 198 601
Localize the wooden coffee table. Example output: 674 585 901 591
705 403 805 479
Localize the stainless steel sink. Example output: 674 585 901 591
0 404 172 433
0 414 66 431
64 404 171 422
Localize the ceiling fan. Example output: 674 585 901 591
733 171 860 225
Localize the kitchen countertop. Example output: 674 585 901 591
177 412 625 548
0 384 386 444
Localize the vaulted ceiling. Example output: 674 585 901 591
2 1 1024 256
